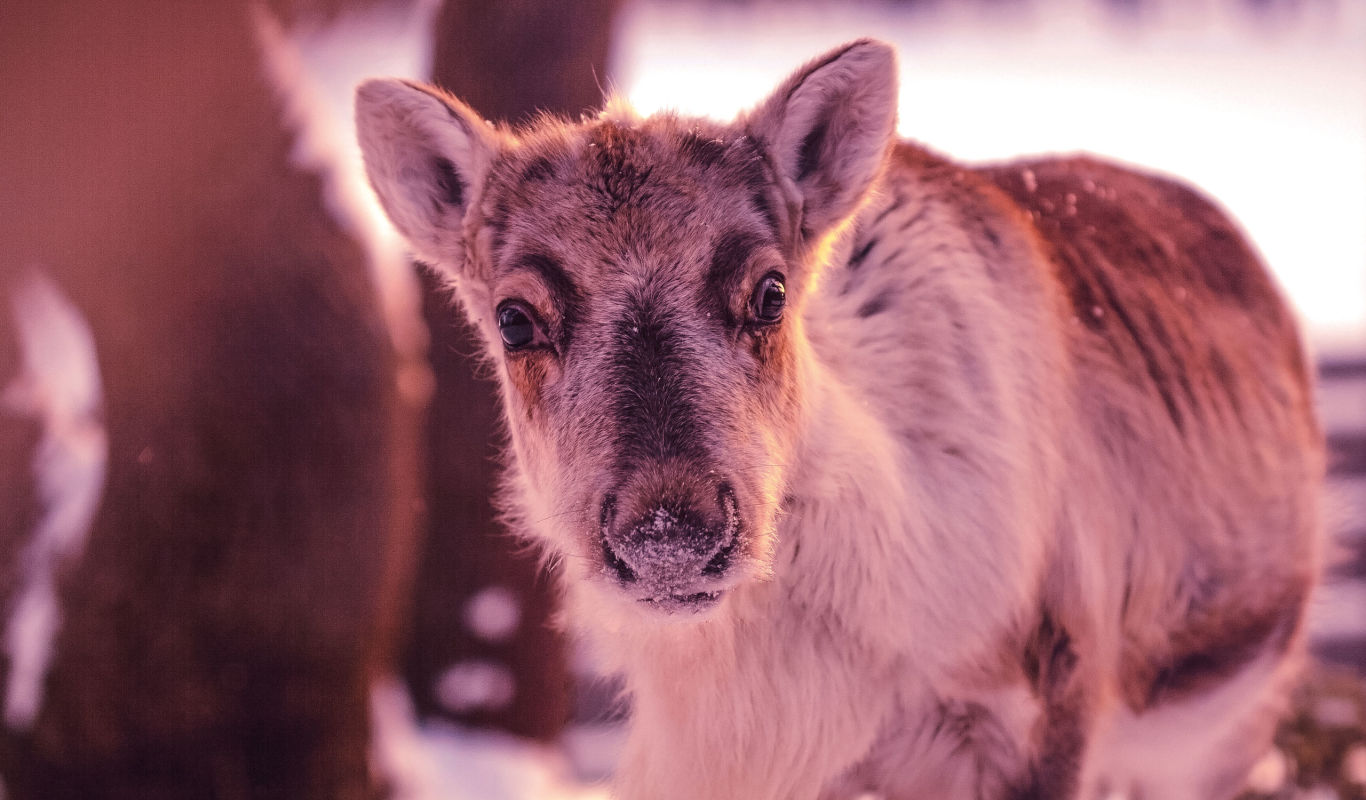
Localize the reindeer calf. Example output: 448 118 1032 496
356 40 1322 800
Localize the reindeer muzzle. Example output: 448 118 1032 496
599 484 741 613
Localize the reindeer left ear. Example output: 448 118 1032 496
746 39 899 240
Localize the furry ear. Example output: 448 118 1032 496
746 39 899 240
354 78 499 270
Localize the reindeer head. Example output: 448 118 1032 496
356 40 897 617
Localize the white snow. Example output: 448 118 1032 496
1 270 108 731
1245 748 1291 794
1344 744 1366 786
371 679 609 800
464 586 523 643
434 660 516 714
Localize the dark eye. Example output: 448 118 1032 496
751 273 786 324
497 301 538 349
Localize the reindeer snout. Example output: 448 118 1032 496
599 484 740 611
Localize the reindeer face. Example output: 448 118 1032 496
356 41 897 616
471 121 804 612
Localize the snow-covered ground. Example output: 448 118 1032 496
371 680 611 800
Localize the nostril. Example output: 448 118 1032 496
599 493 636 583
602 536 637 584
600 493 618 534
702 538 736 576
703 484 741 576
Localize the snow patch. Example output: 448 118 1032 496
614 508 713 594
435 660 516 714
1244 748 1290 794
464 586 521 643
371 677 450 800
2 270 108 731
560 722 627 786
603 490 742 610
370 678 607 800
1344 743 1366 786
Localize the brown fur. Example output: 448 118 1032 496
1 3 423 798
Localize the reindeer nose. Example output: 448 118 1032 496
599 485 740 596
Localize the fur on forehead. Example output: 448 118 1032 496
491 105 772 208
477 105 781 276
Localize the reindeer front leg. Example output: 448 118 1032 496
841 680 1092 800
837 611 1096 800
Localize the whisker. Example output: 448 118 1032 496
528 504 593 526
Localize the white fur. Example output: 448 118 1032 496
2 271 108 731
1082 644 1299 800
567 267 1063 798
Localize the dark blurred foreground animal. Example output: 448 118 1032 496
356 39 1323 799
1 3 425 798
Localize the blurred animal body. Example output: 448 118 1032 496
0 4 424 798
356 39 1323 800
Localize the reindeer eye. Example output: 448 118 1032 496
497 301 537 349
752 273 786 324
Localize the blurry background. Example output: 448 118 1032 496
621 0 1366 354
2 0 1363 799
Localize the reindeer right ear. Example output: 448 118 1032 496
355 79 498 269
